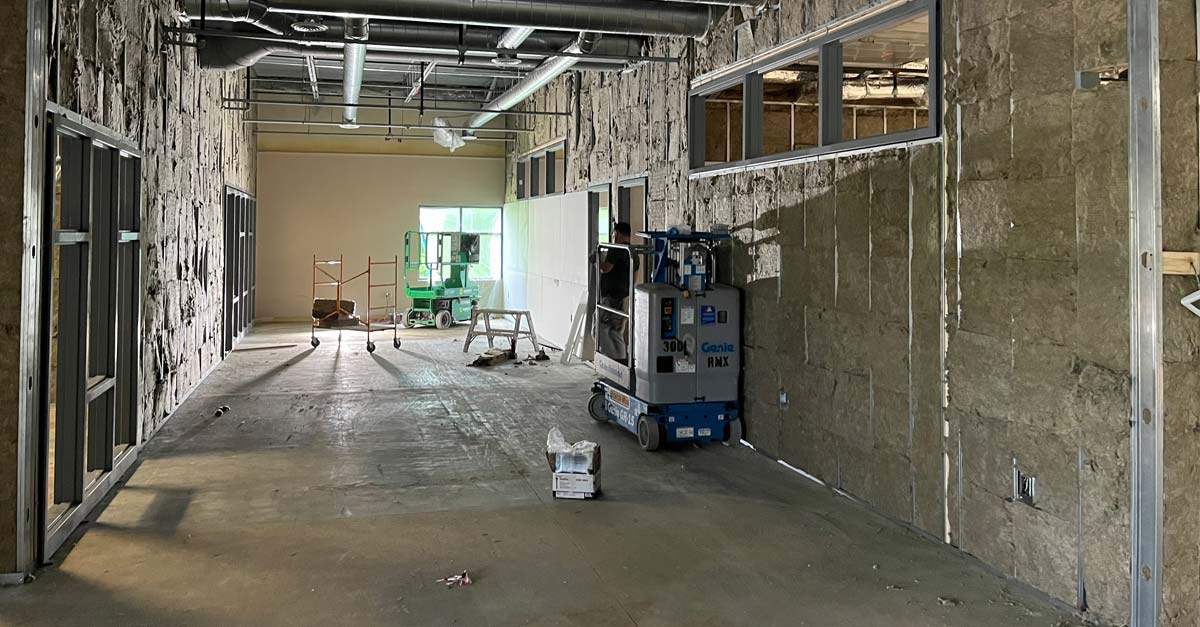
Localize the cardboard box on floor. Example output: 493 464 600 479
545 427 601 499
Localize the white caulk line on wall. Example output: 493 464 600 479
739 439 756 451
778 459 826 487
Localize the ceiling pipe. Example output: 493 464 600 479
405 61 437 102
196 35 627 72
303 54 320 99
254 0 712 37
466 33 598 130
655 0 758 5
298 22 645 58
244 117 534 133
254 129 514 142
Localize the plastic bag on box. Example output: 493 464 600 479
546 427 597 474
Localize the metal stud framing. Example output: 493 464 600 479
1128 0 1164 624
40 108 143 563
223 187 257 355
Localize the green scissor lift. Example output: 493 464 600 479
403 230 481 329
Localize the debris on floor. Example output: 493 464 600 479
468 347 516 367
546 427 601 499
213 405 231 417
436 571 472 588
937 596 962 607
312 298 361 328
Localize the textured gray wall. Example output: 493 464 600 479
943 0 1132 621
52 0 257 434
1158 0 1200 624
502 1 1200 624
0 0 256 574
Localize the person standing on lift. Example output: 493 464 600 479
594 222 639 363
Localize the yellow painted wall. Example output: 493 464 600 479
256 151 505 320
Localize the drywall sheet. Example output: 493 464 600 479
502 192 590 349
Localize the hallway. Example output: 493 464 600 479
1 324 1083 626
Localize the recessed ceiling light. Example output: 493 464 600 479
292 19 328 34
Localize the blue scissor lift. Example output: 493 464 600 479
588 230 743 451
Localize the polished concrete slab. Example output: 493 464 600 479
1 323 1085 626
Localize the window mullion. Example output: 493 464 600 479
743 73 764 160
818 41 844 147
688 95 707 169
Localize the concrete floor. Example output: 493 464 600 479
1 323 1086 626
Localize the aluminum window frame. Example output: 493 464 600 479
516 140 568 199
688 0 940 177
417 205 505 282
516 159 527 200
616 174 650 235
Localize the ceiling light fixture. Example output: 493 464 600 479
292 19 329 34
491 54 523 67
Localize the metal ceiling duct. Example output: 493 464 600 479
341 18 370 128
493 26 535 66
466 33 599 130
233 0 713 37
181 0 293 34
497 26 536 49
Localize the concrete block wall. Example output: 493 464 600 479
506 0 1200 624
52 0 256 434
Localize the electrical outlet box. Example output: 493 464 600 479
1012 458 1036 506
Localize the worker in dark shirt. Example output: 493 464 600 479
594 222 638 362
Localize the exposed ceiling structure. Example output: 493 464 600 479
172 0 731 150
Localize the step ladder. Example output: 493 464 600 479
463 308 546 358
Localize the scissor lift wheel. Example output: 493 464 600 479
637 415 661 452
588 392 608 422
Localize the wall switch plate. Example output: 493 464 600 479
1012 458 1036 506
